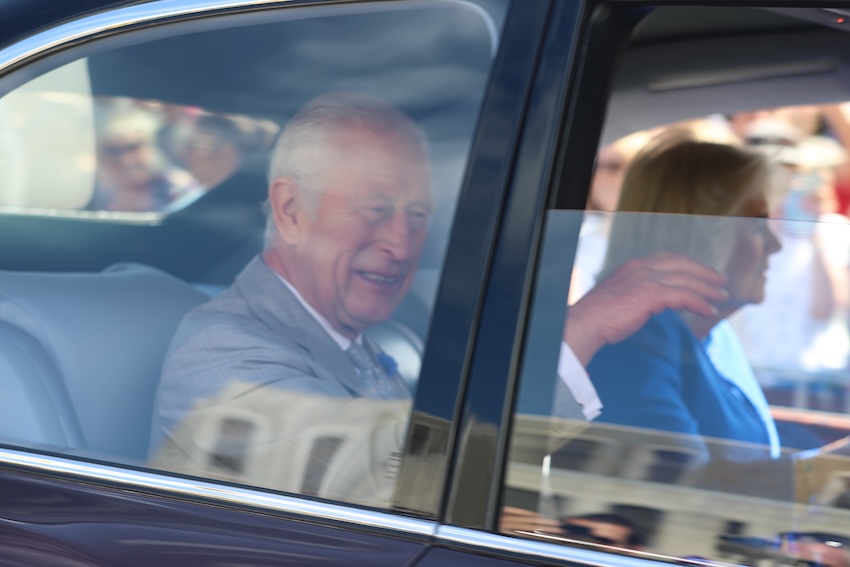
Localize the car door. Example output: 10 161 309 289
416 1 850 567
0 0 547 564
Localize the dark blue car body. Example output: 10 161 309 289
1 0 849 565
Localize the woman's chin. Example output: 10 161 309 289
714 299 748 318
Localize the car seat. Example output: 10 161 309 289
0 263 207 461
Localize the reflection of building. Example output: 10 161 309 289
395 411 453 516
507 419 850 561
152 384 412 509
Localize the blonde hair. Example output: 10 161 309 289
600 135 778 280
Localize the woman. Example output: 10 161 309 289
586 137 783 456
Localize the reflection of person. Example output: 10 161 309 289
181 114 246 189
779 532 850 567
88 102 198 213
588 135 651 212
586 139 783 456
151 93 728 504
499 508 646 551
560 513 645 550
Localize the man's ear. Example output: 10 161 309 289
269 177 305 245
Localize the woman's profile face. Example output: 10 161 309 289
723 194 782 307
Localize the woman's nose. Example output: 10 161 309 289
766 225 782 254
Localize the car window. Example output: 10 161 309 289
0 0 508 515
504 5 850 565
0 72 277 218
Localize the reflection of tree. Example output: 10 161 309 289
507 420 850 562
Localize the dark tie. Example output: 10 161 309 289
346 342 396 399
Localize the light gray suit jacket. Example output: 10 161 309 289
150 256 410 454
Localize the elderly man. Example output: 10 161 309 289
150 92 726 503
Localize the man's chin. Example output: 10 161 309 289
349 307 398 330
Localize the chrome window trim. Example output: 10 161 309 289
0 0 499 77
0 0 295 75
435 525 709 567
0 207 163 225
0 447 438 538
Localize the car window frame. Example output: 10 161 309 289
435 0 591 535
0 0 545 543
480 1 850 566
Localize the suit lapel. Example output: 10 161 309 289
233 257 367 397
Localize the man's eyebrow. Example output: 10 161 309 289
408 200 434 213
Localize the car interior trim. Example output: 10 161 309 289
0 0 499 79
647 58 839 92
0 447 439 538
0 206 164 225
0 0 296 76
435 525 688 567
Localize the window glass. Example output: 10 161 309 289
505 6 850 565
0 60 96 212
0 70 277 219
0 0 507 514
87 97 277 215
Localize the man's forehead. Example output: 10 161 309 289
321 127 432 186
326 124 426 159
348 171 432 205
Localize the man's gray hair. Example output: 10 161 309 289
263 92 429 246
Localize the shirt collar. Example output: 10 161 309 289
270 269 359 351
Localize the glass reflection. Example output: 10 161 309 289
510 207 850 564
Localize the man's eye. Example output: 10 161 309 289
365 205 390 219
407 210 429 228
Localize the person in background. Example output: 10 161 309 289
569 131 653 304
88 100 197 213
182 114 247 190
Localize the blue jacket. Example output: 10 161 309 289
587 310 770 449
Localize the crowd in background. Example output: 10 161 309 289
87 97 278 213
574 104 850 422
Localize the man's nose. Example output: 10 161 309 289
378 212 414 260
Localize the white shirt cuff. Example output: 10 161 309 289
558 341 603 421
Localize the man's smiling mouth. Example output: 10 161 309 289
359 271 402 285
